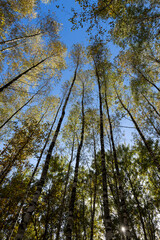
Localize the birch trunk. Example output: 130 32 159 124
0 55 52 93
15 64 79 240
65 85 85 240
7 99 63 240
95 67 113 240
105 82 131 239
133 66 160 92
0 32 43 45
56 135 75 240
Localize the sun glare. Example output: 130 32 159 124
121 226 126 233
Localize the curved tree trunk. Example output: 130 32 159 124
0 32 43 45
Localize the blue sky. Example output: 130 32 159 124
39 0 120 55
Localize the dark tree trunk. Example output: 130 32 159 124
0 55 52 93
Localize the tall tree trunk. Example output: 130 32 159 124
56 134 75 240
95 67 113 240
0 55 52 93
115 88 160 172
104 82 131 239
65 84 85 240
90 132 98 240
0 84 46 129
7 98 63 240
15 64 79 240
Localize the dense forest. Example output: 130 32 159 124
0 0 160 239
